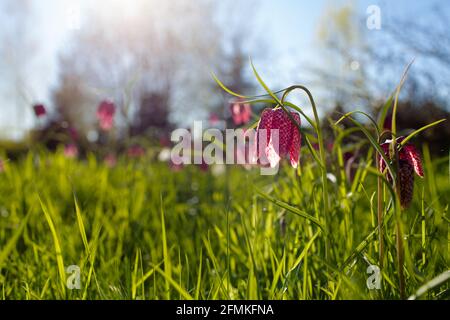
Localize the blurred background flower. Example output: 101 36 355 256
127 144 145 158
230 101 252 126
0 0 448 160
64 143 78 158
96 100 116 131
33 103 46 118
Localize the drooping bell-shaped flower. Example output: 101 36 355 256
198 157 209 172
127 145 145 158
379 137 424 208
68 127 79 141
230 101 252 125
104 154 117 168
33 104 46 117
255 108 301 168
96 100 116 131
169 160 184 172
64 143 78 158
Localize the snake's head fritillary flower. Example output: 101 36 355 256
96 100 116 131
68 127 79 141
127 145 145 158
159 136 171 148
169 160 184 172
197 156 209 172
230 101 252 125
33 104 46 117
104 154 117 168
255 108 301 168
379 136 424 208
208 113 223 128
64 143 78 158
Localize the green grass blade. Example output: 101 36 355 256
39 196 66 297
0 209 31 270
250 59 283 106
256 189 325 232
408 270 450 300
152 265 193 300
400 119 447 146
160 193 171 299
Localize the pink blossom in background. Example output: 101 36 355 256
68 127 79 141
326 141 334 152
104 154 117 167
127 145 145 158
96 100 116 131
208 113 221 127
198 157 209 172
64 144 78 158
159 136 171 147
169 160 184 172
0 159 4 173
230 101 252 125
33 104 46 117
255 108 302 168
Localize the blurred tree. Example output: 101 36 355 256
49 0 263 149
130 91 172 140
204 0 262 127
51 0 224 142
314 4 374 111
53 72 94 135
314 3 450 155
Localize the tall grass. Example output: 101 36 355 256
0 141 448 299
0 63 448 300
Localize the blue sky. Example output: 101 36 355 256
0 0 448 139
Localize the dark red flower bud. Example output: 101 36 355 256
379 137 424 208
33 104 46 117
398 160 414 209
127 145 145 158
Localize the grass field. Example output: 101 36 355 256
0 141 448 300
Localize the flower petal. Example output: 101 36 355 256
256 108 273 158
271 109 292 155
398 160 414 208
289 113 301 168
266 141 281 168
403 144 424 177
378 142 390 174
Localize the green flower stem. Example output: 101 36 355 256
377 157 384 269
281 85 330 258
391 82 406 299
